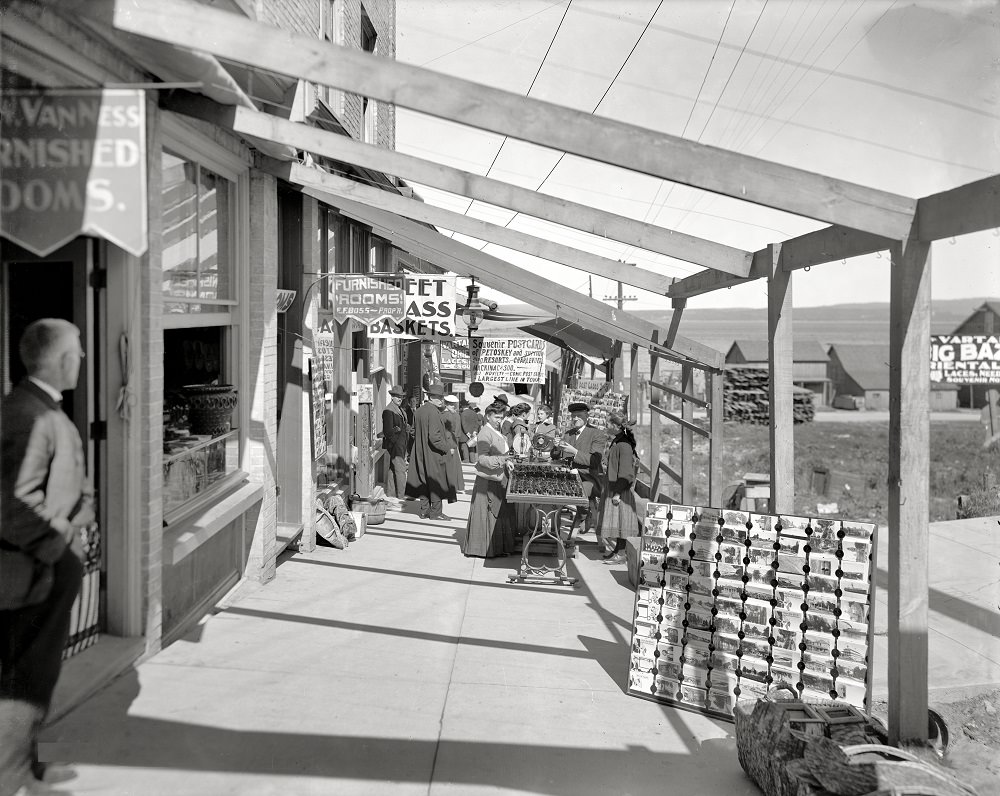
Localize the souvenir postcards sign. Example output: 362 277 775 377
627 504 876 721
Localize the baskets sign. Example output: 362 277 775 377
321 274 456 341
930 334 1000 385
0 90 147 257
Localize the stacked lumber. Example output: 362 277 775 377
723 367 814 424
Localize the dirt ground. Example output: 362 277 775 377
873 689 1000 794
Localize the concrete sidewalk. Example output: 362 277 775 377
40 467 761 796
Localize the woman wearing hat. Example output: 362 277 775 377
596 412 641 564
441 394 466 493
462 401 515 558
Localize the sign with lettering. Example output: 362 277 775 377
930 335 1000 385
470 337 546 384
366 275 456 340
310 356 328 460
440 338 471 370
327 274 405 325
0 89 147 256
315 333 337 379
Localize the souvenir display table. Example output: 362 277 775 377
506 463 587 587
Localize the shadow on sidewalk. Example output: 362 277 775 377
43 667 751 795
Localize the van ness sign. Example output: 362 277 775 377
0 90 148 256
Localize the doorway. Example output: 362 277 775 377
1 238 105 656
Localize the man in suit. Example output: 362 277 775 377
1 318 90 795
553 402 607 542
380 386 410 501
459 400 481 463
404 383 457 521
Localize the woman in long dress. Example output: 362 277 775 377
596 412 642 564
462 402 515 558
441 395 466 493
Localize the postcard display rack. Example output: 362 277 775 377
557 385 628 433
506 463 588 587
627 503 876 721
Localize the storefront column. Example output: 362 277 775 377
245 171 279 583
298 195 321 552
141 97 165 655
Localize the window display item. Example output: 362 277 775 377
183 384 238 436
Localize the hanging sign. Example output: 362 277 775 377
325 274 406 325
0 89 147 256
930 334 1000 385
309 356 328 460
367 274 456 340
470 337 546 384
440 338 471 370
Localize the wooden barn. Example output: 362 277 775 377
828 343 959 411
725 339 830 405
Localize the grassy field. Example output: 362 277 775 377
634 420 999 525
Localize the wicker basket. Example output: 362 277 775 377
184 384 237 436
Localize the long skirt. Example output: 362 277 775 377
462 477 515 558
596 488 641 544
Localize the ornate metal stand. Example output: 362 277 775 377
507 503 578 586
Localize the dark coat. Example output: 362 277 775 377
604 435 637 496
556 423 607 500
1 380 88 609
460 407 482 437
405 402 457 503
441 407 466 492
380 400 409 458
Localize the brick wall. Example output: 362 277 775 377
244 171 280 583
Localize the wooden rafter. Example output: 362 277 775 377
293 180 724 369
916 174 1000 243
107 0 918 239
669 224 892 298
268 161 677 296
160 93 753 277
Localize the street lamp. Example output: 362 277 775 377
463 277 486 338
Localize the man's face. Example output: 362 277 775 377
58 332 84 391
569 412 588 429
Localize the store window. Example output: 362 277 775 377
160 143 246 520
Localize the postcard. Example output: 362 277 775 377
741 636 771 660
685 609 714 632
842 538 872 565
736 679 769 700
711 651 741 675
809 554 838 579
802 632 836 656
777 552 805 574
806 573 838 594
779 514 811 537
678 684 708 707
743 598 772 626
632 635 657 657
629 670 654 693
656 659 682 681
841 520 875 541
665 572 690 593
654 675 679 698
714 634 740 653
665 537 693 558
631 655 655 673
809 519 841 553
739 656 770 682
716 579 746 601
771 647 798 669
657 626 682 647
773 627 800 650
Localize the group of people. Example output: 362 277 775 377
462 398 642 564
381 384 642 564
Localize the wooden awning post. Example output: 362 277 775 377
681 363 695 504
887 233 932 745
768 242 794 513
648 344 662 502
708 370 724 507
629 344 639 421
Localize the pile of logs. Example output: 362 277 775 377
724 367 815 424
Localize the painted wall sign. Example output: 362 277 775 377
470 337 546 384
930 334 1000 385
0 89 148 256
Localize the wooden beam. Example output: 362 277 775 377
629 344 639 424
680 364 695 503
917 174 1000 243
887 232 931 745
273 161 677 296
659 458 683 488
647 379 709 409
648 339 663 502
649 404 710 438
708 370 724 507
768 242 794 514
670 254 768 299
779 225 891 272
160 94 754 276
670 223 893 298
296 183 724 368
110 0 918 239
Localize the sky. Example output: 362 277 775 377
392 0 1000 311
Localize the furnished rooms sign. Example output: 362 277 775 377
0 89 147 256
470 337 546 384
930 335 1000 385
